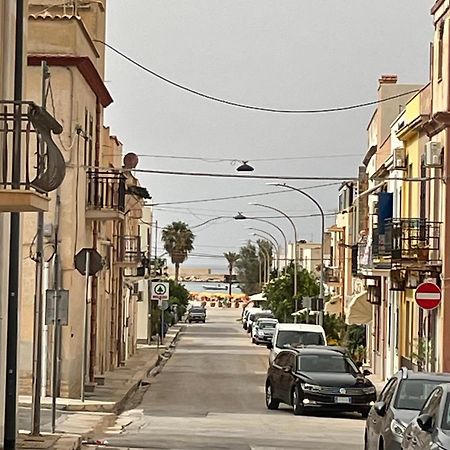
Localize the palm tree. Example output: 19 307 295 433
161 221 195 281
224 252 239 296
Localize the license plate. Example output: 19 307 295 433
335 397 351 404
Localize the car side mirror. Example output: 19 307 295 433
417 414 433 432
266 342 273 350
363 369 372 376
374 401 387 417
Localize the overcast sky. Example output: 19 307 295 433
105 1 433 271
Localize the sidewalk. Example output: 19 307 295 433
19 324 182 414
18 325 183 448
17 433 81 449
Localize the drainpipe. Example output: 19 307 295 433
89 99 101 382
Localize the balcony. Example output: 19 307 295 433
115 235 141 267
0 100 65 212
324 267 342 286
86 170 125 220
386 218 441 269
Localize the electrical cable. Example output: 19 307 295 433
130 167 353 181
94 40 419 114
149 182 340 206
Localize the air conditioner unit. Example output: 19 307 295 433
424 141 443 168
393 147 407 170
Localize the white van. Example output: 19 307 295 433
268 323 327 364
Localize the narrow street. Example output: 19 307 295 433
95 308 365 449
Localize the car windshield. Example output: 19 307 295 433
394 379 443 411
276 330 325 348
259 322 276 329
190 308 204 313
298 354 357 374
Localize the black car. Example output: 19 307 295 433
265 347 376 416
402 383 450 450
365 368 450 450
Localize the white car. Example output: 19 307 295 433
242 307 261 330
252 318 278 344
246 310 273 334
268 323 327 364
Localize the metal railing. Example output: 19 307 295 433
386 218 441 268
0 100 65 192
86 170 125 212
118 235 141 264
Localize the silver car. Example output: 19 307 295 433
365 368 450 450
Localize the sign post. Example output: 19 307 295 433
151 282 169 344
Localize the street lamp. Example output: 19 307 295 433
269 183 326 325
249 203 299 321
249 228 281 277
234 213 288 272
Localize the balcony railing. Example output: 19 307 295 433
386 218 441 268
324 267 342 285
0 100 65 211
117 235 141 266
86 170 125 220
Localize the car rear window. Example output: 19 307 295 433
394 379 442 411
276 330 325 348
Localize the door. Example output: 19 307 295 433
367 377 398 449
279 352 296 404
271 352 289 403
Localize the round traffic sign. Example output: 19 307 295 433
415 282 441 310
154 283 167 295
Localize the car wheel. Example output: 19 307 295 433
292 386 305 416
265 382 279 410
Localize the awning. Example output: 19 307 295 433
345 291 372 325
249 293 266 301
324 296 342 315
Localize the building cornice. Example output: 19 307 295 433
432 0 445 14
28 54 113 107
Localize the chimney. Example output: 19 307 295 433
378 74 398 85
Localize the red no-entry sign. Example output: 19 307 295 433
415 282 441 310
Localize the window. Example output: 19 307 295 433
421 387 443 425
376 377 398 406
438 21 445 80
274 352 290 368
276 330 325 348
441 394 450 430
297 354 358 374
394 379 442 411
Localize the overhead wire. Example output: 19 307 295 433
94 40 419 115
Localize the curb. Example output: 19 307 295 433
106 325 184 415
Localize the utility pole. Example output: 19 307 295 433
4 0 24 447
31 60 49 436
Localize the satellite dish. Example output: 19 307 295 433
123 152 139 169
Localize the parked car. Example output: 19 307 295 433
242 307 261 330
268 323 327 364
187 306 206 323
247 310 274 334
402 383 450 450
365 368 450 450
252 318 278 344
265 346 376 417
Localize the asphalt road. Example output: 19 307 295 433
98 308 365 449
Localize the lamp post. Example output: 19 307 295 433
269 183 326 326
250 203 299 321
258 244 271 283
249 229 280 277
234 213 288 272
